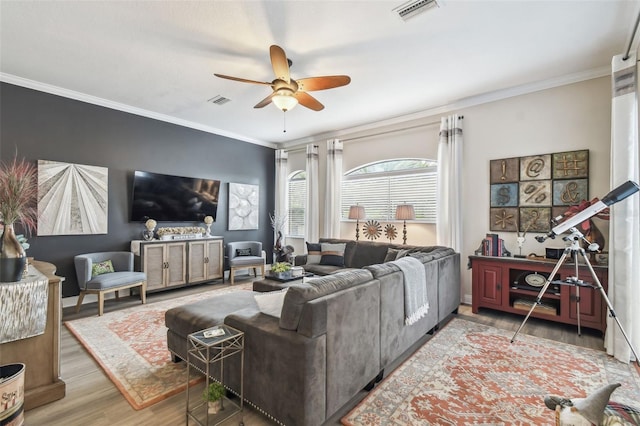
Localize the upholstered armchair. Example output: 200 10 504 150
226 241 265 284
74 251 147 316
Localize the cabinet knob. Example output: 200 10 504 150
496 284 501 290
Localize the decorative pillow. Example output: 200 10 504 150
396 248 413 259
384 248 399 263
236 248 252 256
319 243 346 267
91 259 114 277
254 289 288 318
305 242 322 265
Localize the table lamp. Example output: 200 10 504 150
395 204 415 245
348 204 366 241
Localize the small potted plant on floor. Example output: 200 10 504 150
271 262 292 279
203 381 225 414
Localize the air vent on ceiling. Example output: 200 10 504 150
207 95 231 106
393 0 441 21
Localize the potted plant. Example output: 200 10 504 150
202 381 225 414
0 157 38 282
271 262 292 279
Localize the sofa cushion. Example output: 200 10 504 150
279 269 374 331
350 241 392 268
86 271 146 290
305 242 322 265
319 238 357 267
254 289 288 318
303 263 344 276
320 243 346 267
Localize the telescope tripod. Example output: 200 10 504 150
510 228 640 367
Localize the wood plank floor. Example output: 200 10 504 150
25 276 606 426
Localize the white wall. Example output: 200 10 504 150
286 76 611 303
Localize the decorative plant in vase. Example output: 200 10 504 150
271 262 292 279
202 381 226 414
0 157 38 282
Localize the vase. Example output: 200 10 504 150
0 224 27 282
207 399 222 415
142 229 154 241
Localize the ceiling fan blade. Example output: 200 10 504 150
254 93 274 108
270 45 290 83
214 73 272 86
295 92 324 111
297 75 351 92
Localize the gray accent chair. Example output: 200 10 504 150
227 241 265 284
74 251 147 316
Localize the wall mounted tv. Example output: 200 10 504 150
130 170 221 222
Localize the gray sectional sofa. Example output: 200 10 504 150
165 239 460 426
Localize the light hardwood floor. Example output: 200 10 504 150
25 276 605 426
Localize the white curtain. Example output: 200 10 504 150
274 149 289 241
605 53 640 363
324 139 343 238
305 144 320 243
436 114 463 251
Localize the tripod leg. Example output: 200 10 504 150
511 250 570 343
573 251 581 337
581 252 640 366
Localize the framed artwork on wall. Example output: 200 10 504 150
37 160 108 235
489 149 589 233
228 182 259 230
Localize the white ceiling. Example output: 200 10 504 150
1 1 638 147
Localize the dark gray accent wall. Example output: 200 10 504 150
0 82 275 297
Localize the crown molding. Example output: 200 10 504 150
0 73 276 149
279 65 611 150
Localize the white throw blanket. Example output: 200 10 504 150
392 256 429 325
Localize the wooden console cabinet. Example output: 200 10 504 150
132 237 223 291
470 255 609 334
0 261 66 410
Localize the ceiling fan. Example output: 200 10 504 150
214 45 351 112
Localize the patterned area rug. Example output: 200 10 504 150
343 318 640 425
65 283 252 410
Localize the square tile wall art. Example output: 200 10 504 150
228 182 259 230
37 160 108 235
489 150 588 232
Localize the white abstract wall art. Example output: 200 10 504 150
37 160 108 235
228 183 259 230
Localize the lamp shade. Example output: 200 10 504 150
348 205 366 220
395 204 415 220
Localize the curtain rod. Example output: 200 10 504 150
284 115 464 152
623 9 640 60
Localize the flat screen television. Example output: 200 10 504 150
130 170 221 222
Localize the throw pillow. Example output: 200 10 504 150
305 242 322 265
91 259 114 277
236 248 252 256
254 289 288 318
319 242 346 267
384 248 399 262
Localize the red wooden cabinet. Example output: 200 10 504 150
470 255 608 334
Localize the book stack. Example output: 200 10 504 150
481 233 506 256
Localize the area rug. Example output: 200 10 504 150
342 318 640 425
65 283 252 410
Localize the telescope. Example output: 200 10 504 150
535 180 639 242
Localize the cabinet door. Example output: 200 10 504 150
477 264 503 307
569 286 601 325
206 239 223 280
166 242 187 287
188 241 207 283
143 244 167 290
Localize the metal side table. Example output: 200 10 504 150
186 325 244 426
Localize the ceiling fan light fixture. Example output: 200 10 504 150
272 93 298 112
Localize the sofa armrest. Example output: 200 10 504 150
224 311 327 426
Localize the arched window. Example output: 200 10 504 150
341 159 437 223
288 170 306 236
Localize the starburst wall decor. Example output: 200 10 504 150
363 220 382 240
384 224 397 242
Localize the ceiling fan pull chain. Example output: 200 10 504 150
283 110 287 133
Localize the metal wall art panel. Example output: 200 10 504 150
489 150 589 233
228 182 259 230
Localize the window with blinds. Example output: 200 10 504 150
341 159 437 223
288 171 306 236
